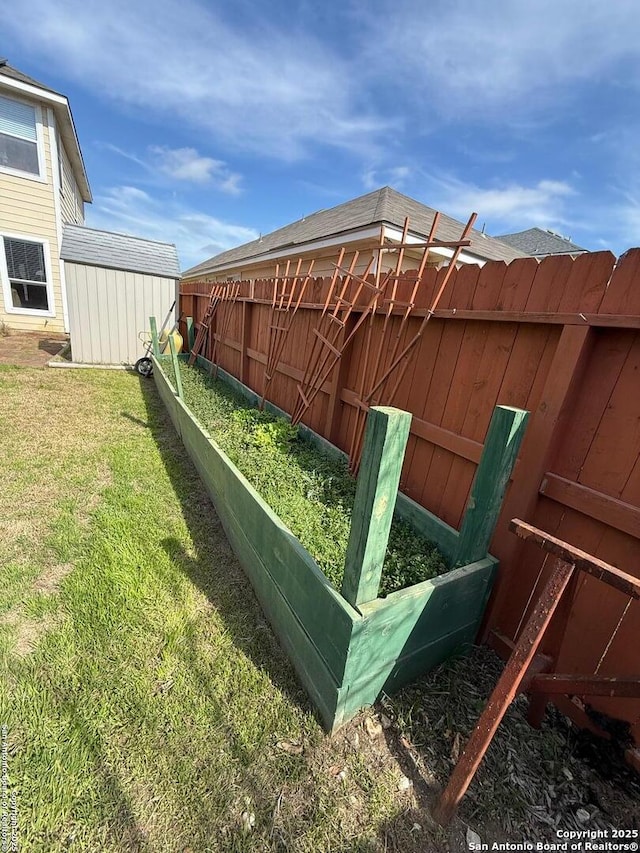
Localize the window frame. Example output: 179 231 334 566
0 93 47 183
0 231 55 318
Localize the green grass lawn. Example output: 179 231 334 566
0 367 425 853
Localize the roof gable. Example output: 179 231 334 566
183 186 526 277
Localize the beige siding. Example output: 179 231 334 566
65 261 178 364
60 141 84 225
182 244 439 287
0 104 65 334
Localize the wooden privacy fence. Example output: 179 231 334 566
180 249 640 744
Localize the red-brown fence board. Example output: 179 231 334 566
180 249 640 742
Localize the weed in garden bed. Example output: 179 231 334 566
174 363 447 596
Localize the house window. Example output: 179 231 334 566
0 94 41 177
2 236 51 312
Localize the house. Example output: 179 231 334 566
495 227 587 258
181 186 527 284
0 60 91 335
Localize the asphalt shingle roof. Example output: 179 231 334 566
496 227 586 257
61 224 181 278
183 186 527 277
0 61 63 97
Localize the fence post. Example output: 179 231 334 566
186 316 195 353
149 316 161 359
342 406 412 607
454 405 529 567
168 334 184 400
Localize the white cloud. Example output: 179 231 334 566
149 147 242 192
355 0 640 117
86 186 258 269
423 174 577 232
362 166 411 191
0 0 388 160
101 143 242 192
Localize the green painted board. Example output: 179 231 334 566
342 407 412 607
454 405 529 567
344 558 497 686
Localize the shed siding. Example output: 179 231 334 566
60 141 84 225
65 261 177 364
0 104 65 333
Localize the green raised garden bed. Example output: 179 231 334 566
152 336 528 731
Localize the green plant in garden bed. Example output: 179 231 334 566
176 363 447 596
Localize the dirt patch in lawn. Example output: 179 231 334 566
1 608 59 657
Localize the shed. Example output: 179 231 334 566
61 224 180 365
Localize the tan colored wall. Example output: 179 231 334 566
0 102 65 334
60 141 84 225
183 245 439 287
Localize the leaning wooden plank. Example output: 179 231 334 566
509 519 640 599
432 558 575 825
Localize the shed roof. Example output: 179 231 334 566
61 224 181 278
495 227 587 257
182 186 527 277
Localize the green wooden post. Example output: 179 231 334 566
454 405 529 567
342 406 412 607
149 316 161 359
186 316 195 353
168 334 184 400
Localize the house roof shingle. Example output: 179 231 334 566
496 227 587 257
61 224 181 278
183 186 527 277
0 61 63 97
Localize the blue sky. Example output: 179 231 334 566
2 0 639 269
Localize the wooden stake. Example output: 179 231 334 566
453 405 530 567
149 315 161 359
168 334 184 400
341 407 412 607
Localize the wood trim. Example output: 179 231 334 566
246 346 332 395
180 291 640 329
540 473 640 539
340 388 484 463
